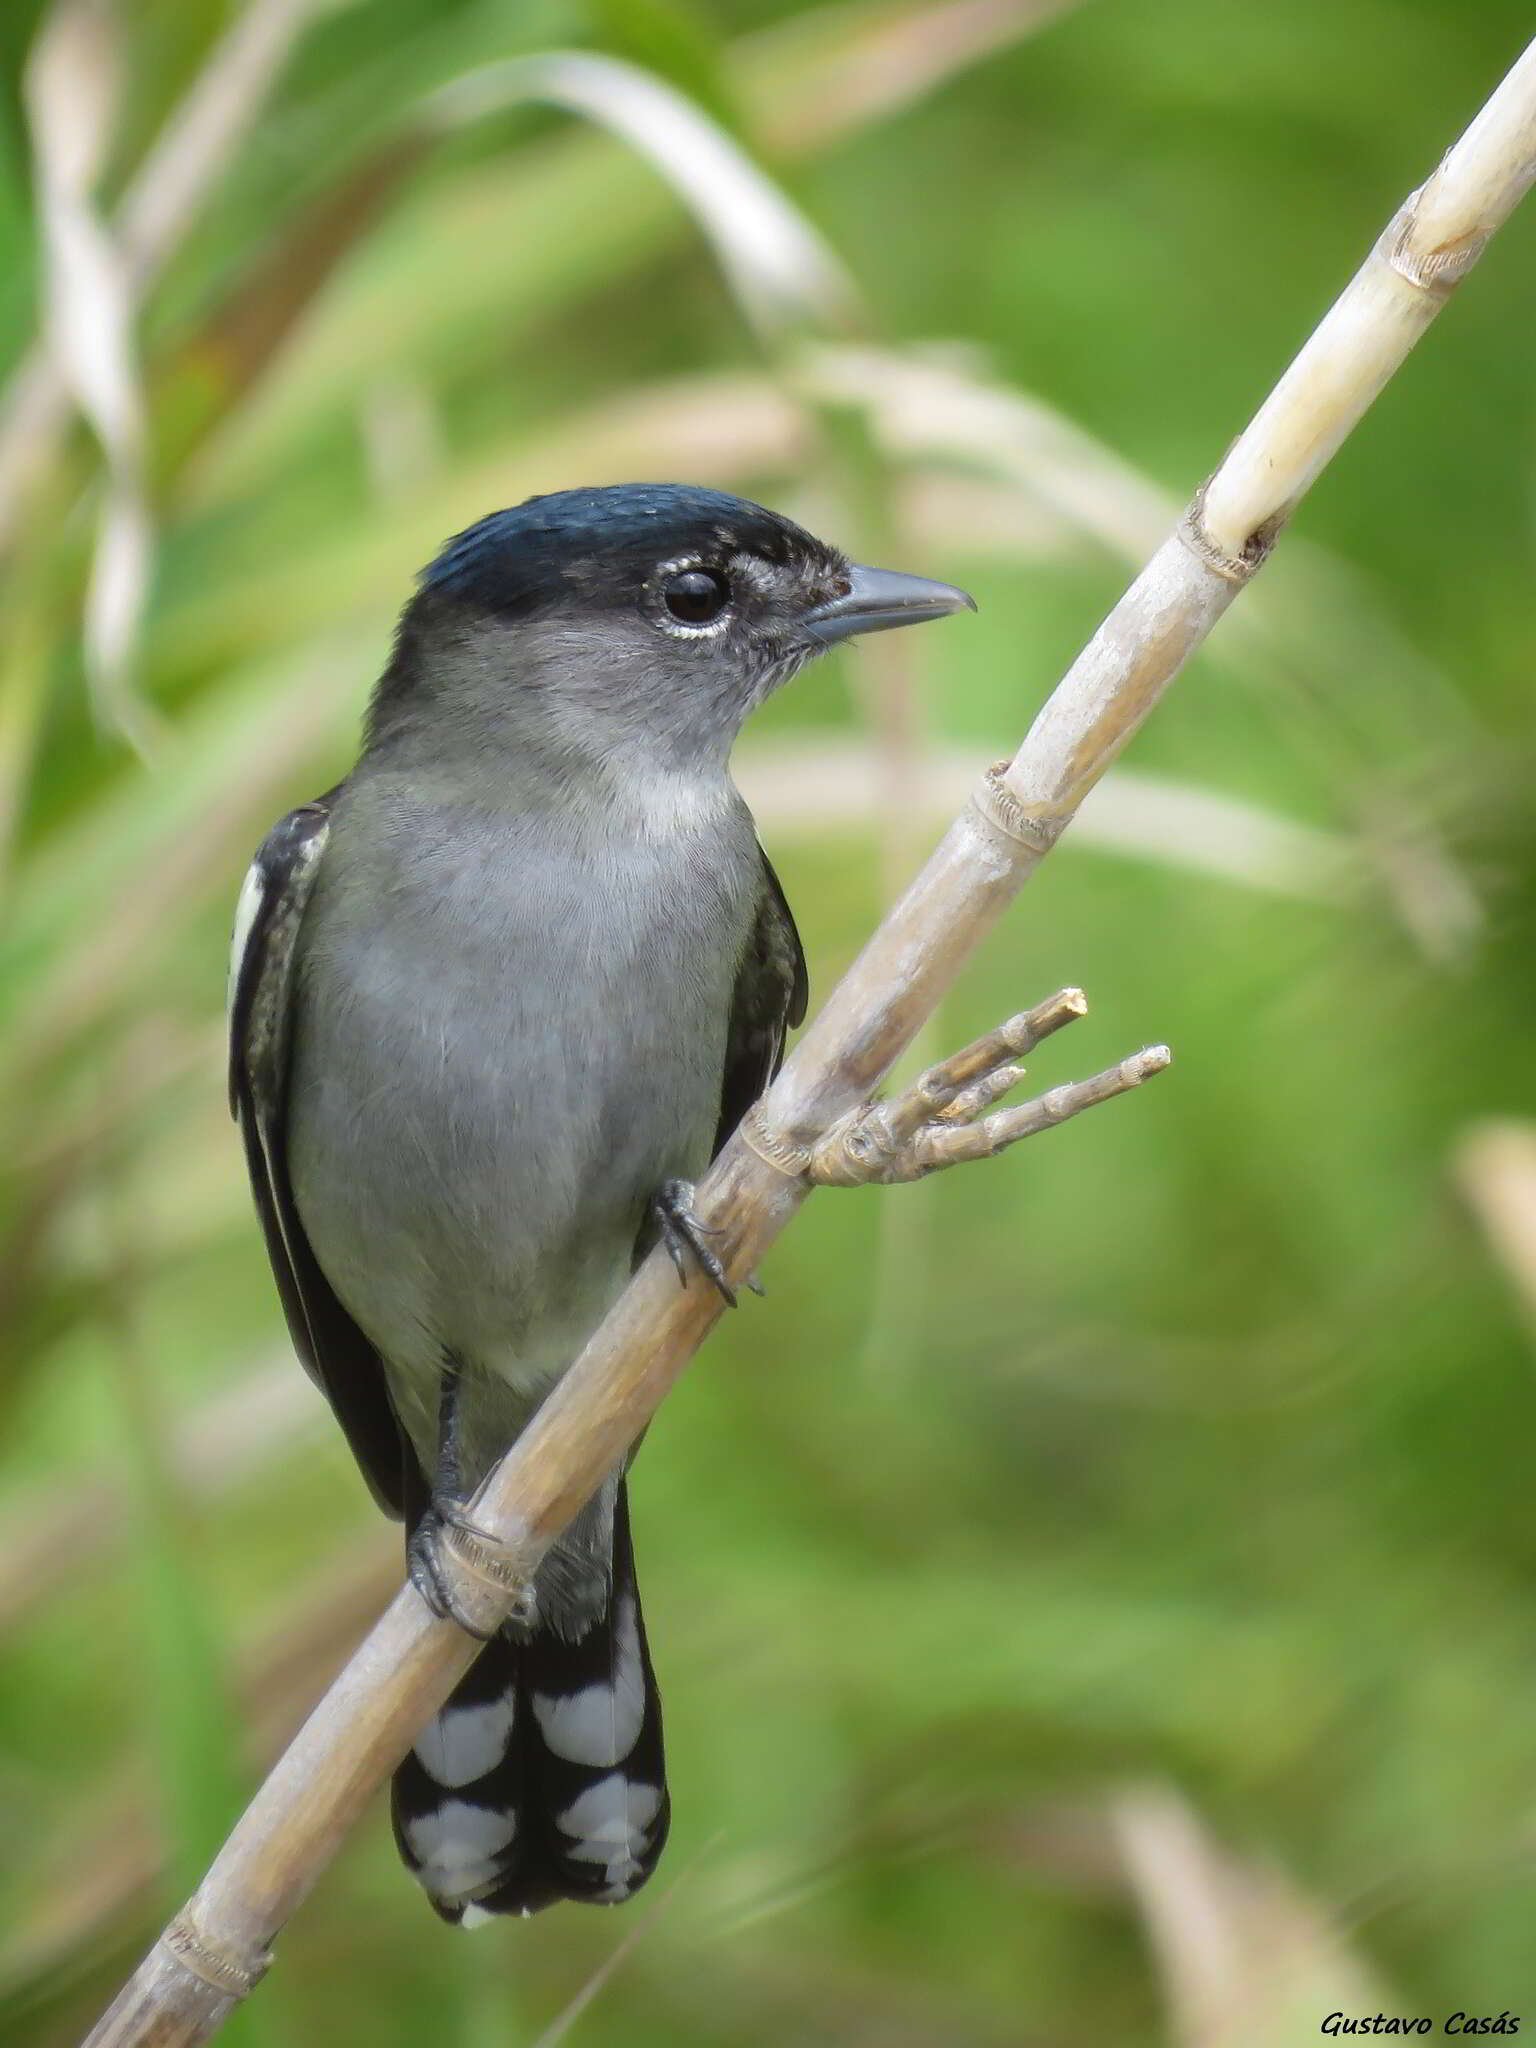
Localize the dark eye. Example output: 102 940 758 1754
662 568 730 624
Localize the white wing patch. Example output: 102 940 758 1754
227 859 266 1022
414 1693 517 1789
531 1590 645 1766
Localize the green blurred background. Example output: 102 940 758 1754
4 1 1536 2042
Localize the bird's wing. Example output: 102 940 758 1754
713 847 809 1156
229 787 410 1519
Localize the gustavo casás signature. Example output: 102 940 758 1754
1321 2019 1520 2037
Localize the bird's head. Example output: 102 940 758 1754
367 484 973 780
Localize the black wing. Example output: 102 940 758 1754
713 847 808 1157
229 788 410 1519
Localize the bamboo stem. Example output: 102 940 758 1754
84 35 1536 2047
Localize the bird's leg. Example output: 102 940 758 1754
408 1357 527 1642
805 987 1171 1187
651 1178 739 1308
434 1351 471 1508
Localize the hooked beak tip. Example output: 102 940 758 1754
802 563 977 645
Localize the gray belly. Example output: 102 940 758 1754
285 788 755 1486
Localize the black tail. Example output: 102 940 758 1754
392 1482 669 1922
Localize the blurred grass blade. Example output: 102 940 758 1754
526 1858 698 2048
750 0 1087 152
23 0 157 749
116 0 336 289
358 372 444 504
1113 1784 1389 2048
0 0 332 559
0 1357 320 1634
802 340 1483 954
185 0 1067 499
1 1539 396 2010
426 50 859 341
735 739 1350 900
586 0 741 133
87 1125 261 2048
1454 1120 1536 1347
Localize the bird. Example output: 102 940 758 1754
229 482 973 1923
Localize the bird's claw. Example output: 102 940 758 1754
408 1498 516 1642
651 1178 738 1307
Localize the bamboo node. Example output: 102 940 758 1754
1388 190 1489 291
808 1105 900 1186
161 1915 270 2000
971 763 1059 852
739 1104 815 1179
1179 482 1283 582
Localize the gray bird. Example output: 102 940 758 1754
229 483 973 1922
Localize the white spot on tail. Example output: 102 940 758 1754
403 1800 516 1903
414 1693 517 1788
557 1775 661 1847
532 1592 645 1766
557 1774 662 1895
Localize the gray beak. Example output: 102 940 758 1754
801 563 977 645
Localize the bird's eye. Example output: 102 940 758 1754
662 568 730 624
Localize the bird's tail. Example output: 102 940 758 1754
392 1481 669 1922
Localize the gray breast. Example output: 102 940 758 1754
284 771 758 1474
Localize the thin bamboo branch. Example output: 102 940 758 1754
83 36 1536 2046
808 1033 1173 1186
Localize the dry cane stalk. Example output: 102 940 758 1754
84 36 1536 2046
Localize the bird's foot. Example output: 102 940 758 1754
805 987 1171 1187
408 1497 533 1643
651 1178 744 1307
